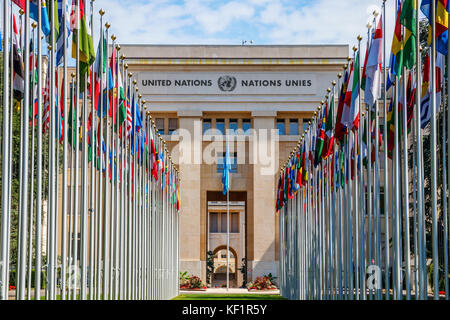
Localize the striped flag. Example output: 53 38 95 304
56 0 71 66
364 14 383 107
12 15 24 102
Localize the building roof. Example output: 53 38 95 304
118 44 349 60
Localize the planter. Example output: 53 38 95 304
248 288 278 292
180 288 207 292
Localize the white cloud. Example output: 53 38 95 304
87 0 399 55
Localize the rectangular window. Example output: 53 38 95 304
217 152 238 173
289 119 299 135
155 118 165 135
203 119 212 134
216 119 225 135
231 212 239 233
242 119 251 133
220 213 228 233
210 212 219 233
277 119 286 135
168 118 178 134
302 119 311 132
229 119 238 134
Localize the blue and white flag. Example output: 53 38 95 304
31 0 51 36
222 139 231 195
56 0 71 65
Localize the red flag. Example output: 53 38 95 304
12 0 25 9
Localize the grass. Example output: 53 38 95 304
173 294 287 300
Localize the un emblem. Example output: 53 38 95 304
218 76 237 92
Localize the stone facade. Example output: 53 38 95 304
121 44 349 286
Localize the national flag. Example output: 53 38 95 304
420 50 431 128
13 0 51 36
341 52 360 131
364 14 383 107
400 0 417 69
421 0 449 55
421 50 444 127
42 67 51 134
391 1 404 78
12 15 24 101
56 0 71 66
71 0 95 85
150 129 158 181
335 69 349 143
324 98 334 158
222 139 231 195
314 112 326 166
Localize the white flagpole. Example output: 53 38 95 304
0 0 11 301
430 0 439 300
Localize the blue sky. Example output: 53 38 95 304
9 0 415 59
90 0 397 54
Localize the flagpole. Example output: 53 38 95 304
87 0 95 301
61 0 70 301
382 0 391 301
446 0 450 300
226 145 230 291
27 23 37 300
401 18 411 301
430 0 439 300
0 0 11 301
355 36 362 301
17 0 31 300
96 9 105 300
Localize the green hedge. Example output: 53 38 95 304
9 269 47 289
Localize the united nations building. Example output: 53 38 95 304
119 44 348 288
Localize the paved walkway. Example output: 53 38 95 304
180 288 280 295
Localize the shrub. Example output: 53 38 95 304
247 276 277 290
180 275 206 289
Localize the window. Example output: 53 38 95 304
220 213 228 233
289 119 299 135
168 118 178 134
302 119 311 132
155 118 165 134
216 119 225 135
203 119 212 134
210 212 219 233
242 119 251 133
209 212 239 233
231 212 239 233
217 152 238 173
229 119 238 134
276 119 285 135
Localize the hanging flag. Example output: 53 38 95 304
364 14 383 107
13 15 24 102
314 111 326 166
335 69 349 143
222 139 231 195
406 68 417 130
56 0 71 66
71 0 95 85
421 50 444 127
13 0 51 36
324 98 334 158
400 0 417 69
421 0 449 55
391 1 404 78
29 39 38 127
342 53 360 131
